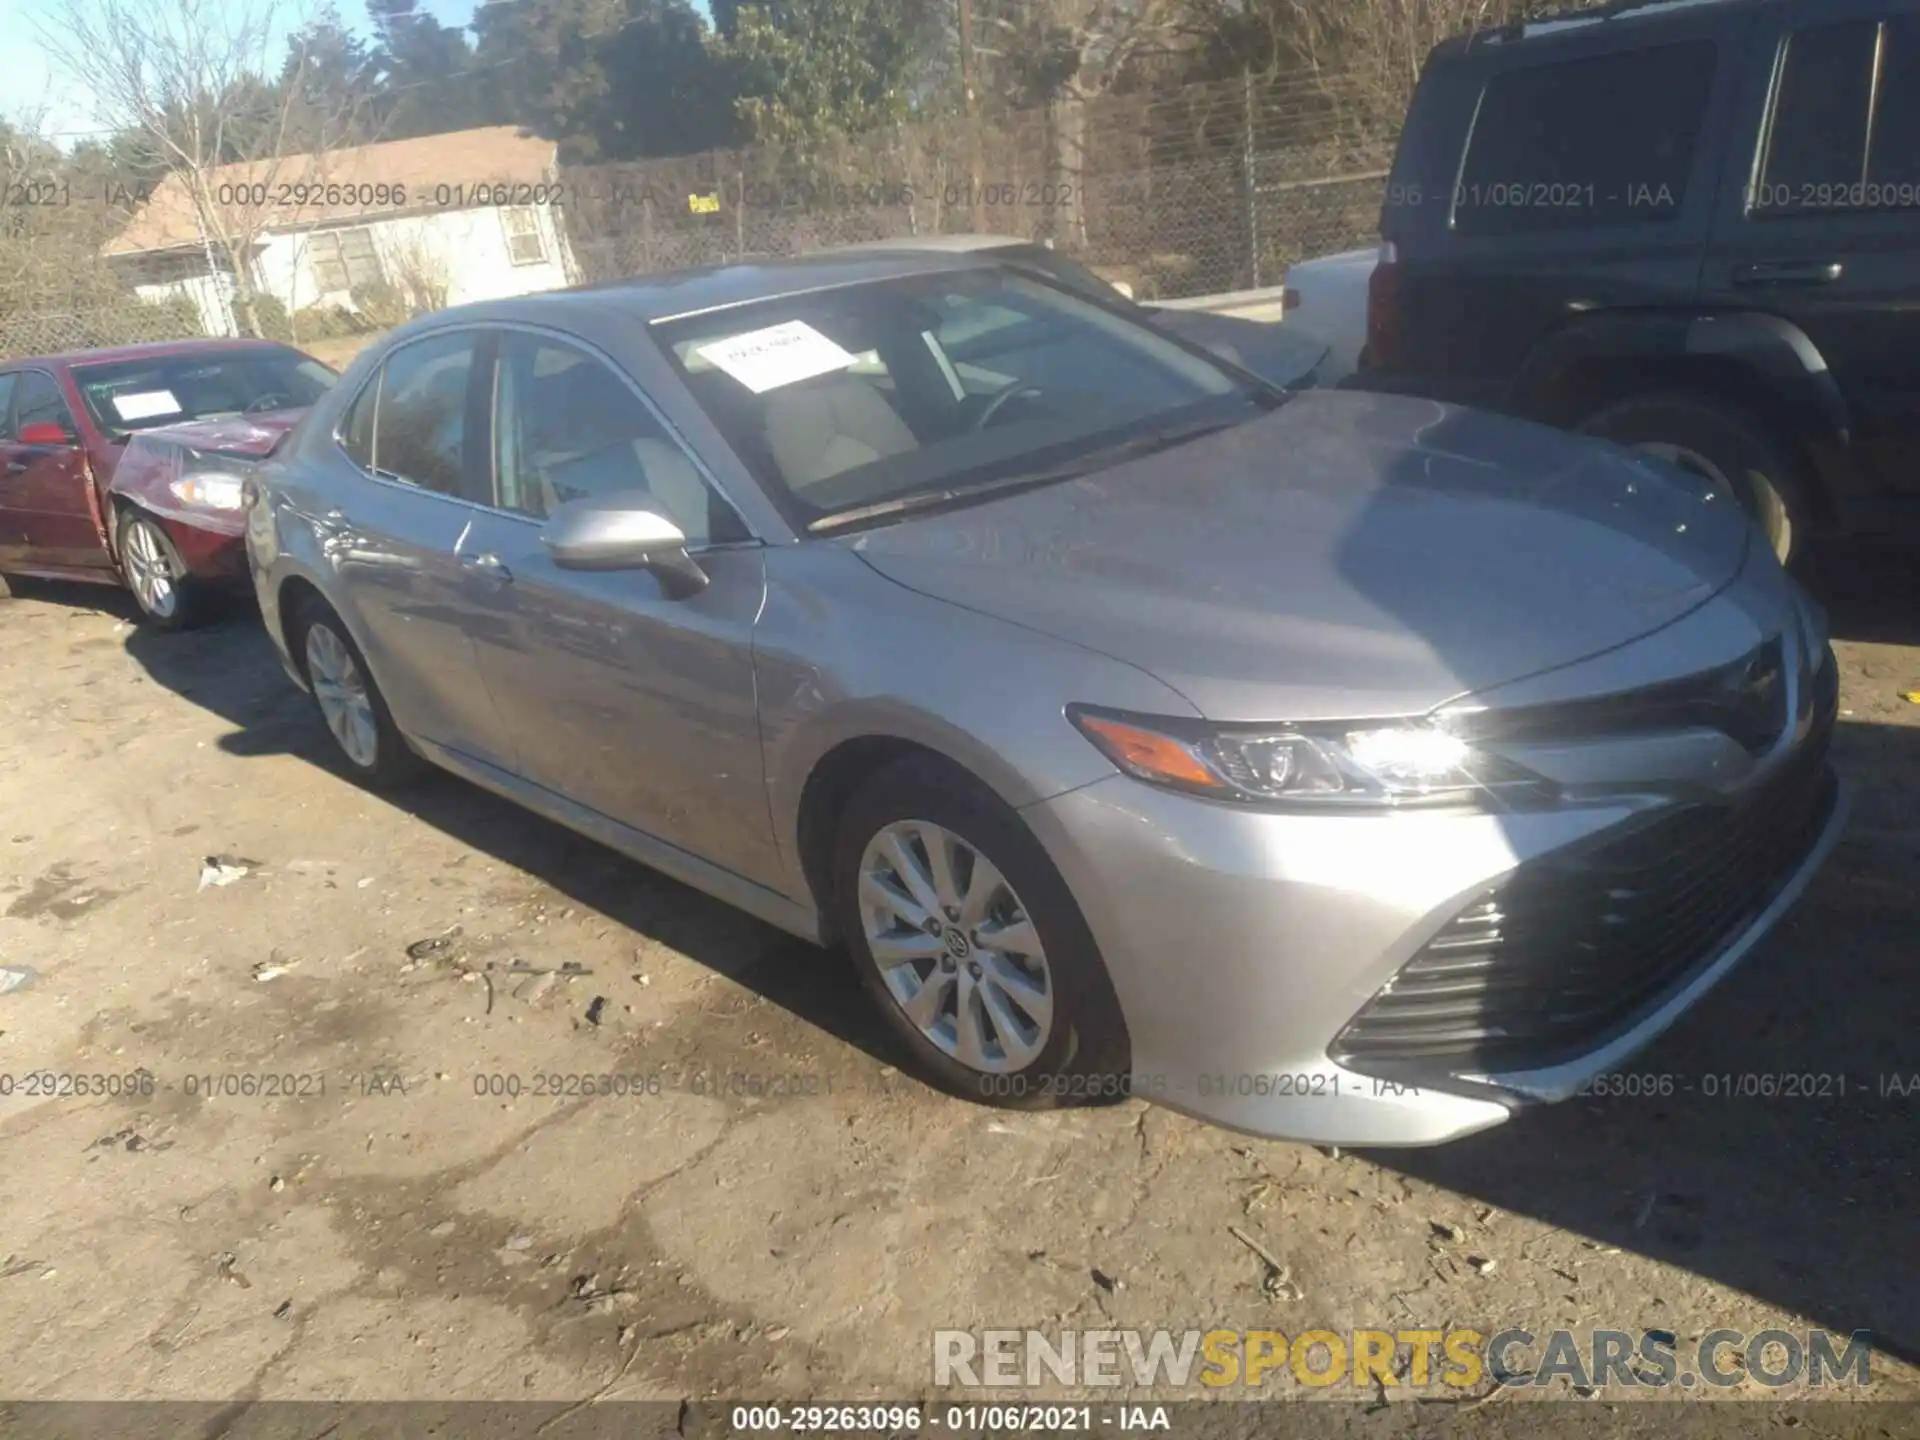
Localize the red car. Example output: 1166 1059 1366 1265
0 339 334 629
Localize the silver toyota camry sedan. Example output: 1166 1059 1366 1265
245 252 1844 1146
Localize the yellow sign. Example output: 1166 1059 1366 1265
688 192 721 215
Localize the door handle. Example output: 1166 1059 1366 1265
460 552 513 584
1732 260 1844 286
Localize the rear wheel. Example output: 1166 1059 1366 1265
1578 393 1813 568
288 595 423 788
832 756 1129 1109
118 509 218 631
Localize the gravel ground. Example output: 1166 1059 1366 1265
0 547 1915 1412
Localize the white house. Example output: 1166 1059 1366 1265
105 127 579 336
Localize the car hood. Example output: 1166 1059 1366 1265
843 390 1753 722
126 408 307 460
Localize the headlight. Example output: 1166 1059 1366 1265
1068 706 1548 807
170 472 247 510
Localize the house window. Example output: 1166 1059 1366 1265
309 228 383 293
501 207 547 266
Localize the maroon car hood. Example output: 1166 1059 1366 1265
132 408 307 458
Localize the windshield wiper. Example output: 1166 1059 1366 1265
808 414 1245 536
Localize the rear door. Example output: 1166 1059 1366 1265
322 329 519 769
1390 13 1748 408
0 369 109 573
1700 0 1920 501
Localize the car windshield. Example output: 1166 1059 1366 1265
71 348 336 435
652 267 1272 531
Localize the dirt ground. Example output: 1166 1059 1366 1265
0 546 1916 1412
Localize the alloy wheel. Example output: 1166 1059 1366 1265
305 622 379 769
122 518 178 620
858 819 1054 1073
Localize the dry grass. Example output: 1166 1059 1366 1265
301 330 386 371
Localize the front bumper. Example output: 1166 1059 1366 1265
1022 637 1845 1147
157 513 248 582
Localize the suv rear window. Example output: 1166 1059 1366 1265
1754 15 1920 214
1453 41 1718 236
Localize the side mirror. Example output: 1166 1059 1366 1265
16 420 75 447
540 492 709 598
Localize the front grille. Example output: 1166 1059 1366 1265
1333 672 1837 1076
1447 638 1789 757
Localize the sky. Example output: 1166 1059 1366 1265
0 0 484 146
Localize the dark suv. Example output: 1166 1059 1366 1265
1359 0 1920 564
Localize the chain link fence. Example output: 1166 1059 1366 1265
2 69 1395 347
563 69 1396 301
0 297 209 361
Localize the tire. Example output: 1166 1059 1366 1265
117 509 218 631
832 756 1130 1109
286 593 424 788
1578 392 1814 568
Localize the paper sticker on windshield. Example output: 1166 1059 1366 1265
695 321 858 394
111 390 183 422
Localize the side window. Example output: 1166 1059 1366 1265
1872 17 1920 189
0 374 16 440
1756 16 1920 212
339 371 378 471
368 333 476 496
14 371 78 440
1453 41 1718 236
491 332 742 546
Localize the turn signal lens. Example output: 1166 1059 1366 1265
1073 713 1226 792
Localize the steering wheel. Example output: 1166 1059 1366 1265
244 392 293 414
971 383 1044 432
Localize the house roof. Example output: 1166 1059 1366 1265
104 126 559 257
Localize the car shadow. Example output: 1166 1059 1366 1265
113 604 914 1074
1319 398 1919 1371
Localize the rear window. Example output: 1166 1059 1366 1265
71 347 334 435
1452 41 1718 236
1753 15 1920 214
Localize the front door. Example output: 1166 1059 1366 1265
1701 2 1920 499
0 369 107 573
457 327 781 889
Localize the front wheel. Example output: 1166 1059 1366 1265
832 757 1129 1108
1578 392 1813 568
288 596 423 788
118 510 217 630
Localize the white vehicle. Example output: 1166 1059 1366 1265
1280 245 1379 383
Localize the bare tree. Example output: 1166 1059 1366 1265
0 111 128 312
34 0 370 337
1207 0 1607 128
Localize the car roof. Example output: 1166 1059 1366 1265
818 234 1030 256
2 337 300 371
1435 0 1762 60
412 251 1003 335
